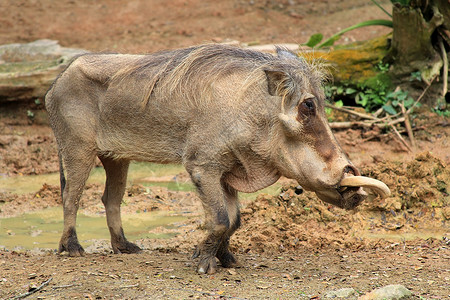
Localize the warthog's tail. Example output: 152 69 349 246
58 150 66 199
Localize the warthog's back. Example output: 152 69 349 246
45 45 284 163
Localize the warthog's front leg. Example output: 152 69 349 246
100 157 141 254
215 183 240 268
188 167 241 274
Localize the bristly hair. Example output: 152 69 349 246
109 44 328 106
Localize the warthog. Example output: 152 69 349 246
45 44 389 274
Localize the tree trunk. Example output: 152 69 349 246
388 0 449 106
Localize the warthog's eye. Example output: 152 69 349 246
299 98 316 118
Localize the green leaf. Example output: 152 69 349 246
318 19 393 48
383 104 397 115
356 93 369 106
335 100 344 107
319 35 341 48
345 88 357 94
410 71 422 81
397 92 407 101
404 97 414 107
27 110 35 118
303 33 323 48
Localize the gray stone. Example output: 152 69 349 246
246 43 301 53
325 287 357 298
358 284 412 300
0 39 87 102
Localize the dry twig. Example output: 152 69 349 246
119 283 140 289
406 75 436 115
13 277 53 299
399 102 416 150
329 117 405 129
390 125 413 152
325 103 378 120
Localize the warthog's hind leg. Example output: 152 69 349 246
189 167 240 274
99 156 141 254
59 148 96 256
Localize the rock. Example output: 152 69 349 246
325 287 356 298
358 284 412 300
0 39 87 102
246 43 302 53
301 35 391 90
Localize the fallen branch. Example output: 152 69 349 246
390 125 413 152
325 104 378 120
406 75 436 115
329 117 405 129
329 121 373 129
14 277 53 299
372 107 384 117
400 102 416 150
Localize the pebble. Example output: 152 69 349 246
358 284 412 300
325 287 356 298
227 268 237 275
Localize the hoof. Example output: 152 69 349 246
59 241 85 257
113 241 142 254
59 228 85 256
217 251 239 268
197 256 218 274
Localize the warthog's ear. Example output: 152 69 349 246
265 69 303 136
264 69 295 97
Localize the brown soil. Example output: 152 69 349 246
1 1 450 299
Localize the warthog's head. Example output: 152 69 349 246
266 49 389 209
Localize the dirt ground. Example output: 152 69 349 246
1 0 450 299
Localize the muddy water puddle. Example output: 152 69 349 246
0 162 186 194
0 162 283 251
0 162 281 198
0 163 188 251
0 206 187 251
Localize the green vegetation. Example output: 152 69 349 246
305 0 449 116
432 107 450 117
303 19 393 49
324 81 417 115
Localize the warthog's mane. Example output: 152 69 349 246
110 44 327 106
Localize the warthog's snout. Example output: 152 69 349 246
315 165 390 210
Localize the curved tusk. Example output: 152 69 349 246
340 176 391 199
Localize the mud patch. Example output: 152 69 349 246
232 152 449 254
0 134 58 176
362 152 449 212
